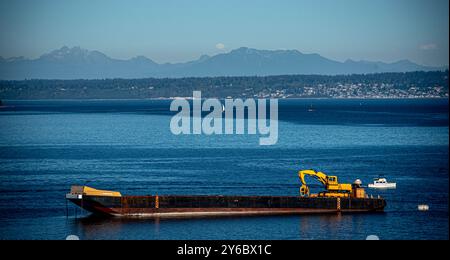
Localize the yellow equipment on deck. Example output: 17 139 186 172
298 169 363 198
68 186 122 197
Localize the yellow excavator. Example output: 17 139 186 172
298 169 365 198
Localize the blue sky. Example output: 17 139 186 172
0 0 448 66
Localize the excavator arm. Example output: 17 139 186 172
298 169 328 196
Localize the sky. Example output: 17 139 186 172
0 0 448 66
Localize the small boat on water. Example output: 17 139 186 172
368 177 396 189
418 204 429 211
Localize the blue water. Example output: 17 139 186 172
0 99 448 240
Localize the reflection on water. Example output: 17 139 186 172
66 215 170 240
66 212 388 240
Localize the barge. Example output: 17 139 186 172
66 169 386 218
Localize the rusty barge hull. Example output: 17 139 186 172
67 194 386 218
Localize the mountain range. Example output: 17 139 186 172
0 46 445 80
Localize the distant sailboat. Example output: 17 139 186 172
222 104 225 113
307 104 315 112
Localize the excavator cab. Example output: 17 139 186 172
327 176 338 185
326 176 344 191
327 176 337 183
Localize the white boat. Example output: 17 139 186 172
418 204 429 211
368 177 396 189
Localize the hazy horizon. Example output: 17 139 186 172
0 0 448 67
